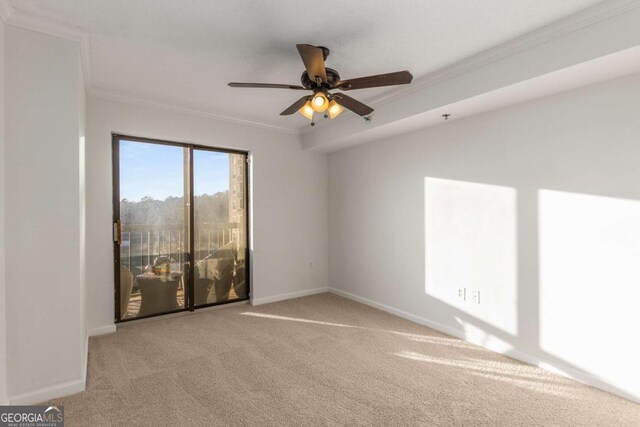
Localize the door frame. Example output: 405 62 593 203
112 133 251 323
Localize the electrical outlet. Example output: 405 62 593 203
309 262 313 270
472 291 480 304
457 288 466 301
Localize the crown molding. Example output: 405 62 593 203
303 0 640 135
4 0 639 138
2 1 300 135
7 9 85 41
88 87 302 135
0 0 13 23
3 5 93 88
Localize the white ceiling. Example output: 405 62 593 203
10 0 605 130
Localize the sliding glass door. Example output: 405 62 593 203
113 135 249 322
192 149 249 307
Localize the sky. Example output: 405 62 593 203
120 140 229 201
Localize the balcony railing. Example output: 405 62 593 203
120 223 241 276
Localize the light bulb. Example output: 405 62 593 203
311 92 328 112
298 101 314 120
327 100 344 119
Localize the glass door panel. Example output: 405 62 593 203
192 149 248 306
114 135 250 322
116 139 190 320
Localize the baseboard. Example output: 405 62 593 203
328 288 465 338
9 378 85 405
328 287 640 404
88 324 116 337
251 287 329 306
8 331 90 406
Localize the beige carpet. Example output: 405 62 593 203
47 293 639 426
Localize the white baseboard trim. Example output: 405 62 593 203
9 378 85 405
8 332 91 406
88 324 116 337
251 287 329 306
328 287 640 404
329 287 464 337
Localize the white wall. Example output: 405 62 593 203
328 72 640 402
0 17 7 405
78 56 87 381
5 26 85 400
86 96 328 332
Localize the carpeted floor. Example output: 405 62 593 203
47 293 639 426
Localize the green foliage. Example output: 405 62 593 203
121 191 229 228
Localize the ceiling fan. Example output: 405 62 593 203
228 44 413 125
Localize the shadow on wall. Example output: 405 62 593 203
423 177 640 401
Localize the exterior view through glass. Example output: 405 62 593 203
114 136 249 321
193 149 248 306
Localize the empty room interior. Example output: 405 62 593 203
1 0 640 425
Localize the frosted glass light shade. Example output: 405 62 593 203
298 101 314 120
328 100 344 119
311 92 329 112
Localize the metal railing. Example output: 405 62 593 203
120 223 241 275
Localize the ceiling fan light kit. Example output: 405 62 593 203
229 44 413 126
327 100 344 119
299 100 315 120
311 92 329 112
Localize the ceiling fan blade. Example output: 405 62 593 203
228 82 306 90
336 70 413 90
280 96 311 116
333 93 374 116
296 44 327 83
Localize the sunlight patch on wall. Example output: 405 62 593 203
539 190 640 394
424 177 517 335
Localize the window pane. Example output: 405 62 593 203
118 140 190 320
193 150 248 305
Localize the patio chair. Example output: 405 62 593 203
193 258 216 306
120 265 134 319
203 241 236 302
233 263 247 299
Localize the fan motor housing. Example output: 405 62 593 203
301 68 341 90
